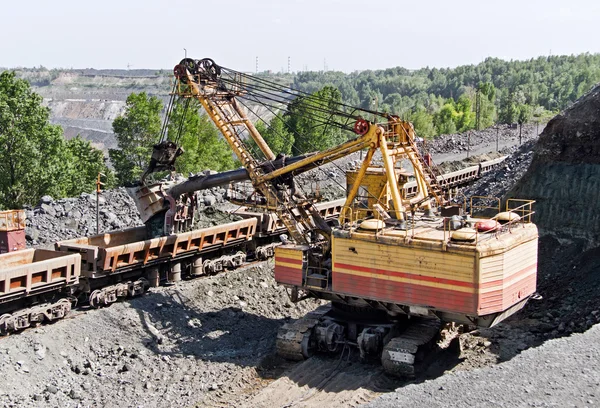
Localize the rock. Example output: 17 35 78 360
25 230 39 241
39 204 56 217
33 394 43 401
145 321 164 344
204 195 217 206
187 318 202 328
69 389 82 400
34 344 46 360
40 195 54 204
45 385 58 394
209 383 219 391
81 383 91 391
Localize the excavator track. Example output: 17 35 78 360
276 304 331 361
381 318 441 378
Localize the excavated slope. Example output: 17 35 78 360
509 84 600 243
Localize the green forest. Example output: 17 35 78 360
285 54 600 138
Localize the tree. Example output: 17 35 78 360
63 136 115 196
476 82 497 129
517 104 532 144
434 102 458 135
285 86 346 155
255 116 293 156
167 98 235 173
109 92 162 184
0 71 67 208
407 107 436 139
498 93 518 124
0 71 112 209
454 95 474 132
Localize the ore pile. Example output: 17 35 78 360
24 184 238 247
425 124 538 156
459 142 535 199
24 189 143 247
510 84 600 243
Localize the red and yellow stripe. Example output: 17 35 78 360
274 247 304 286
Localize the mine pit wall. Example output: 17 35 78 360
509 162 600 244
507 83 600 248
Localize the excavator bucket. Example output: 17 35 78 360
141 141 184 182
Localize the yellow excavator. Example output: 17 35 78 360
136 58 539 377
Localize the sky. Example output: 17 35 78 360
2 0 600 73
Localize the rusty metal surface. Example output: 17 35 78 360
0 210 26 232
0 249 80 300
56 219 257 277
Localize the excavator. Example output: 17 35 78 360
134 58 539 377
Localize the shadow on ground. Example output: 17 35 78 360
121 234 600 399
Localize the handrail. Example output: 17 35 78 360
506 199 536 223
469 196 501 217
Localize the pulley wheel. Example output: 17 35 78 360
197 58 221 79
173 64 188 82
354 119 370 135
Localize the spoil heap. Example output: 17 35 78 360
509 84 600 244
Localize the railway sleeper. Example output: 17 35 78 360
89 279 148 309
0 298 73 335
202 252 247 275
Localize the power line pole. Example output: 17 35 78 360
256 56 259 74
96 173 105 235
475 88 481 131
288 56 291 74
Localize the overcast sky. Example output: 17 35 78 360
2 0 599 72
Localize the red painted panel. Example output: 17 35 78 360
502 273 537 309
334 262 475 288
478 273 537 314
274 265 303 286
276 257 303 265
480 263 537 289
0 230 26 253
332 272 477 314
